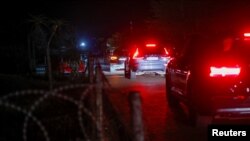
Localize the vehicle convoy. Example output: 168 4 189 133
125 42 171 79
165 33 250 126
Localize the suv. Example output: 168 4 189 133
125 43 171 79
166 33 250 126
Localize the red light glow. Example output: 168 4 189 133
110 56 118 60
133 48 139 58
209 66 241 77
244 33 250 37
164 48 169 55
146 44 156 47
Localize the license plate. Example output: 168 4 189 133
111 64 123 69
146 57 158 60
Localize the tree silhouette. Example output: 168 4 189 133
27 15 78 89
27 14 48 73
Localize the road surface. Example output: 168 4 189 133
105 74 207 141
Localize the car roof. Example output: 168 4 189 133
179 33 250 62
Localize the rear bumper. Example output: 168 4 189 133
193 80 250 117
214 107 250 120
110 63 125 72
216 107 250 115
136 70 165 75
132 62 167 74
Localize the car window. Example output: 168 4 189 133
179 34 210 61
135 46 168 57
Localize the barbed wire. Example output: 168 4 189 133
0 83 101 141
0 58 122 141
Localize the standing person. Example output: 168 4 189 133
70 60 78 80
78 60 85 74
64 60 72 75
59 59 64 74
75 60 79 77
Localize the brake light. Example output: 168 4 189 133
164 48 169 55
244 33 250 37
243 32 250 41
146 44 156 47
209 66 241 77
110 56 118 61
133 48 139 59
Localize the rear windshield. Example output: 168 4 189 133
137 47 168 57
113 49 128 56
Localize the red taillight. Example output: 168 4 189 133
146 44 156 47
244 33 250 37
164 48 169 55
133 48 139 59
110 56 118 61
209 66 241 77
243 32 250 40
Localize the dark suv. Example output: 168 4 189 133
166 33 250 126
125 43 171 79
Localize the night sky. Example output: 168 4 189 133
2 0 250 39
1 0 250 74
0 0 150 38
0 0 152 74
1 0 250 47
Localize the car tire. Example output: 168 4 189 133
124 60 130 78
186 83 213 128
187 106 213 128
166 78 179 108
130 70 136 79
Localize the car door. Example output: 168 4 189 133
169 56 190 98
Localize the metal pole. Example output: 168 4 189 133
96 63 103 141
88 54 94 84
47 30 56 90
129 91 144 141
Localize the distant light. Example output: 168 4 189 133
110 56 118 61
80 42 86 47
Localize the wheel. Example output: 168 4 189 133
186 106 213 128
124 60 130 78
130 70 136 79
166 77 179 108
186 82 213 128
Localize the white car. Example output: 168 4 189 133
125 43 171 79
109 49 128 73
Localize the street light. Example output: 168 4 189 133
79 41 88 62
80 42 86 47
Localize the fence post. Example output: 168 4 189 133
96 63 103 141
88 54 94 84
129 91 144 141
87 53 96 140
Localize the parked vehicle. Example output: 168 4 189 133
165 33 250 126
109 49 128 72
